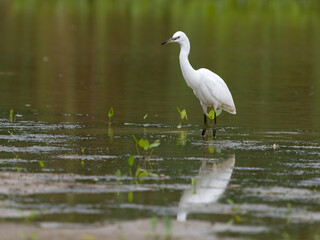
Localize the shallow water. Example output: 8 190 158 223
1 1 320 239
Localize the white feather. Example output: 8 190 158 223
166 31 236 115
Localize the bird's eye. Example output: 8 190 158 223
177 36 180 39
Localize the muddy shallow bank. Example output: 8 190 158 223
2 220 217 240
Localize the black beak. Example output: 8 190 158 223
161 37 177 45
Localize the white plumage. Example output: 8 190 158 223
162 31 236 138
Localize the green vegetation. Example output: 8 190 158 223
108 107 114 126
9 109 13 122
133 135 160 161
226 199 244 224
176 107 187 128
38 160 44 168
191 177 197 194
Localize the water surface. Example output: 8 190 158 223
0 1 320 239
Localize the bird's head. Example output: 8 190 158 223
161 31 187 45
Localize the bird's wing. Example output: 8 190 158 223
197 68 236 114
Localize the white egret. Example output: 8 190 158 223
161 31 236 138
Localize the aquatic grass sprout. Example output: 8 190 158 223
176 107 187 128
39 160 44 168
114 137 161 184
108 107 114 125
9 109 13 122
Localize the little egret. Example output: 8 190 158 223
161 31 236 138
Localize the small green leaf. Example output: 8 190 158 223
128 155 134 167
216 109 222 117
208 109 215 120
39 160 44 168
143 114 148 119
108 107 114 118
138 139 150 150
81 148 85 153
81 160 84 166
149 140 160 149
181 109 187 120
128 191 133 203
176 106 182 114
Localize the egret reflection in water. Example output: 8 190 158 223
177 154 235 222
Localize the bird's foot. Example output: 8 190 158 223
201 128 206 137
213 129 216 139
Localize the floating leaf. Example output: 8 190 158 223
181 109 187 120
81 148 85 153
138 139 150 150
81 160 84 166
128 155 134 167
143 114 148 119
149 140 160 149
39 160 44 168
208 109 215 120
216 108 222 117
108 107 114 118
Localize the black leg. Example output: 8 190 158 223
213 111 217 139
202 114 207 137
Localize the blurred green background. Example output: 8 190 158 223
0 0 320 129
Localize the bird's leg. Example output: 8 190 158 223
213 111 217 139
201 114 207 137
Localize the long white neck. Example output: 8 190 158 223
179 38 199 90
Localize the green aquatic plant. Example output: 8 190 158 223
132 135 160 161
38 160 44 168
81 148 85 166
207 108 222 120
108 107 114 125
9 109 13 122
226 198 243 224
191 177 197 194
176 107 187 128
128 191 133 203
